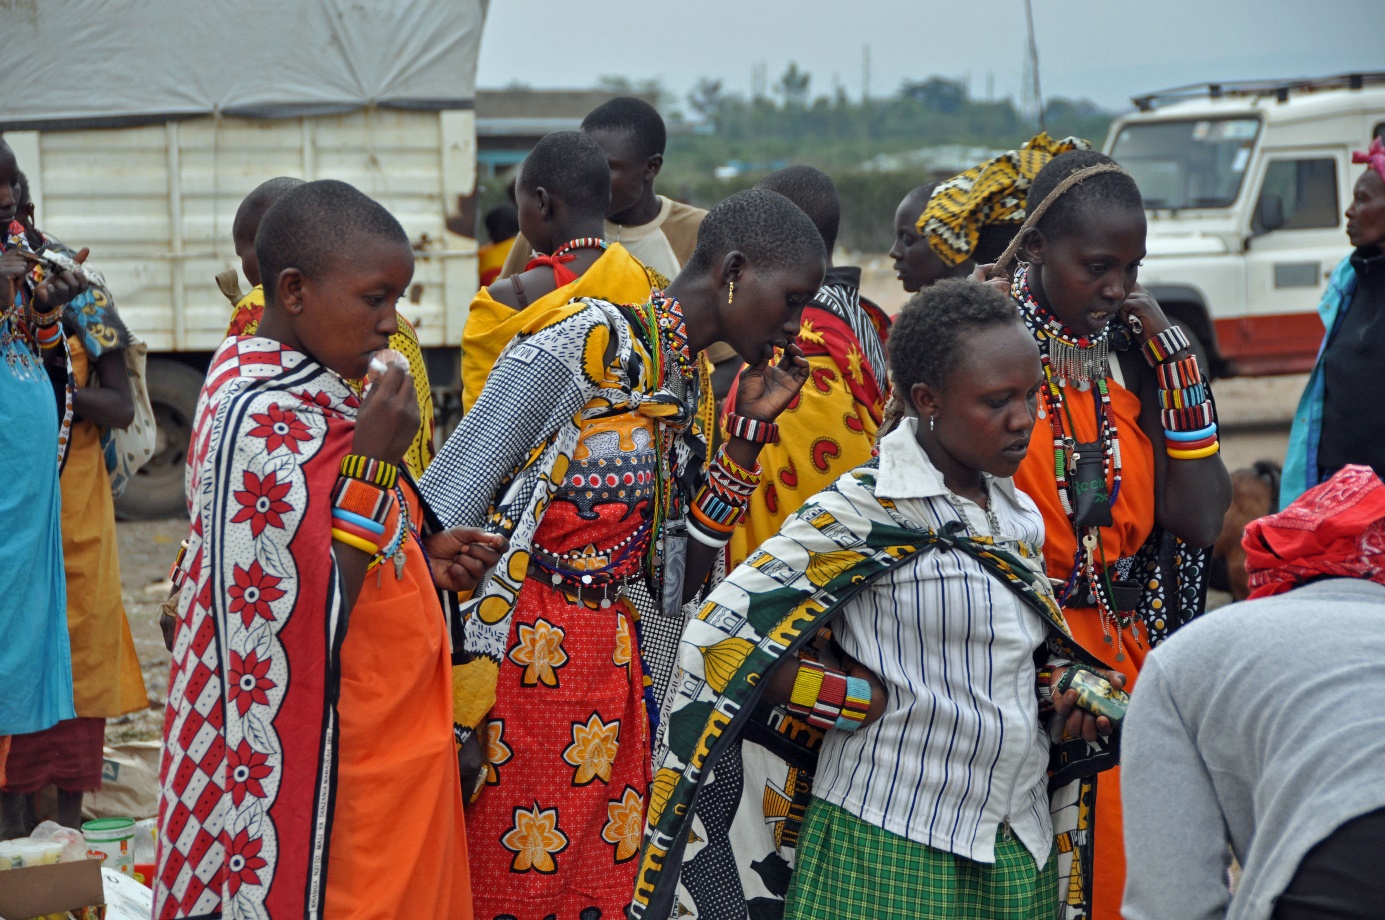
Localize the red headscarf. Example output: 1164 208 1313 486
1354 136 1385 183
1243 465 1385 599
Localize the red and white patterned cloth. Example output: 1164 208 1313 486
156 337 358 919
1243 464 1385 599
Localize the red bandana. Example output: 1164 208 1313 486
1243 465 1385 599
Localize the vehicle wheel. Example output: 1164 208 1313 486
1172 318 1211 378
114 359 206 520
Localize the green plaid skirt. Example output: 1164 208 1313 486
785 798 1058 920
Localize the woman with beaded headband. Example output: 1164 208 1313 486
1282 136 1385 505
421 188 823 920
992 149 1230 919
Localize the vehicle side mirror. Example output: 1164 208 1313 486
1255 193 1286 233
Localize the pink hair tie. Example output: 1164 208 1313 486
1352 136 1385 182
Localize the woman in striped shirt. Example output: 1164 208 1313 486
638 279 1124 920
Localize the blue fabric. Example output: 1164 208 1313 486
0 322 73 736
1282 256 1359 508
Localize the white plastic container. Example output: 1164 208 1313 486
84 816 137 876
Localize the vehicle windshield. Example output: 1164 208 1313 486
1109 117 1261 210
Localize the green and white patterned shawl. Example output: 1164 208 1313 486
632 461 1118 919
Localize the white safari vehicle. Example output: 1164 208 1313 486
0 0 487 517
1105 73 1385 378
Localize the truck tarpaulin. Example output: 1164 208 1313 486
0 0 485 131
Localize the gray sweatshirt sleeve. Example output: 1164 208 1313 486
1121 655 1232 920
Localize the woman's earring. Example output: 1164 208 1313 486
929 415 936 431
727 281 735 304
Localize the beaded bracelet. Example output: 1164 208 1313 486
340 454 399 490
1161 401 1215 433
688 447 762 547
332 476 392 523
1142 326 1190 366
32 308 61 329
1156 383 1207 410
1154 355 1202 391
1167 442 1221 461
724 413 780 445
835 676 872 731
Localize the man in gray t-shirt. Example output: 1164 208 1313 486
1122 576 1385 920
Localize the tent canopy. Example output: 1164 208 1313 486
0 0 486 131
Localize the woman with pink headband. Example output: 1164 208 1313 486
1282 136 1385 504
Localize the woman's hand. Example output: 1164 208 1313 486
1050 667 1125 742
423 527 508 592
351 363 419 465
1118 284 1174 343
732 342 809 423
33 248 91 312
972 262 1012 296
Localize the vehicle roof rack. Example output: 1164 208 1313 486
1132 72 1385 112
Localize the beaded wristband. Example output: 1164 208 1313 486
32 308 61 329
1164 423 1217 443
835 676 872 731
789 661 826 710
807 669 848 730
332 476 392 523
1161 401 1215 433
340 454 399 490
331 527 380 555
1157 383 1207 410
713 447 761 485
1167 442 1220 461
1142 326 1190 366
1154 355 1202 391
724 413 780 445
688 447 763 546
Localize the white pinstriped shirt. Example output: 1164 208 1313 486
814 418 1055 865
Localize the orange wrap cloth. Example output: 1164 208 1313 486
1014 375 1155 920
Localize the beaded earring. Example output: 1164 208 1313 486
727 280 734 304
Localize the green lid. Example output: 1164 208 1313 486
83 817 137 839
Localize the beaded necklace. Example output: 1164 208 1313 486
1013 266 1136 655
1014 266 1110 390
552 237 608 258
1 225 44 379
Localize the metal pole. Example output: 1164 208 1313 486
1024 0 1045 130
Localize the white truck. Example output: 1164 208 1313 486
0 0 486 517
1104 72 1385 378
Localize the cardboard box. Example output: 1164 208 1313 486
0 859 105 919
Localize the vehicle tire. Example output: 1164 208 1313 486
1172 318 1211 379
114 359 206 520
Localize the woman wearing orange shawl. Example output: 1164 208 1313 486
999 149 1230 918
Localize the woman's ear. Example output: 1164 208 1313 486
275 268 306 315
719 250 747 289
909 381 940 423
1020 226 1046 266
536 187 554 221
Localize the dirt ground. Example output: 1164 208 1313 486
110 368 1303 741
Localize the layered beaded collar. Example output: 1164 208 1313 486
1013 264 1111 391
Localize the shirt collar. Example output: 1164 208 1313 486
876 416 1023 506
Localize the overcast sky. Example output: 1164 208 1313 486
478 0 1384 114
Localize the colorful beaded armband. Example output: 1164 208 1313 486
340 453 399 490
836 676 871 732
1156 383 1206 410
1141 326 1190 366
1161 401 1215 433
332 475 392 523
1154 355 1202 391
724 413 780 445
687 447 762 548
